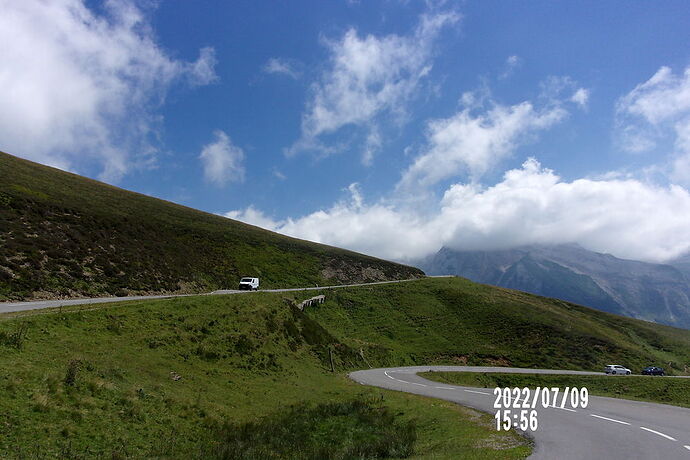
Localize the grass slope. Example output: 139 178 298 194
0 286 529 459
0 151 422 301
419 372 690 408
306 278 690 374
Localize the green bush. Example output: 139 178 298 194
206 398 416 459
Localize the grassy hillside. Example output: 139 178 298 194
0 151 422 301
306 278 690 374
0 286 530 459
3 277 689 457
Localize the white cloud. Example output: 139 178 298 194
570 88 590 109
189 47 219 86
499 55 520 79
224 206 281 230
618 67 690 125
287 11 459 162
0 0 217 182
362 128 382 166
263 57 301 79
199 130 245 186
226 184 436 261
226 159 690 263
616 65 690 183
437 159 690 262
398 99 567 189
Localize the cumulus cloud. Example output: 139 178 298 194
287 11 459 162
0 0 217 181
226 159 690 263
398 99 567 189
199 130 245 186
616 65 690 183
437 159 690 262
263 57 301 79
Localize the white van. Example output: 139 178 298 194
238 277 259 291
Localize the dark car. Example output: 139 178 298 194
642 366 665 376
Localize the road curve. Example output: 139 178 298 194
0 277 450 315
350 366 690 460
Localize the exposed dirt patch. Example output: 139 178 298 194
486 357 512 367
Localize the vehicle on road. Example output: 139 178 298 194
641 366 665 376
604 364 631 375
238 277 260 291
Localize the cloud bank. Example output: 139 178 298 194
228 159 690 263
0 0 217 181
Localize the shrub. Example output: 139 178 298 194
206 398 416 459
64 359 83 387
0 323 29 349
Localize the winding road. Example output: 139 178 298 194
351 366 690 460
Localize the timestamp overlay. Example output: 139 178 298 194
493 387 589 432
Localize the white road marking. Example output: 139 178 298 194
552 406 577 413
435 386 455 390
684 445 690 451
383 371 426 386
639 427 677 441
589 414 630 425
464 389 491 395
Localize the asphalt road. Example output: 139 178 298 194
350 366 690 460
0 277 441 315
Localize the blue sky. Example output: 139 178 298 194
3 0 690 263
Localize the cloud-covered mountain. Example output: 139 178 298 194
419 244 690 329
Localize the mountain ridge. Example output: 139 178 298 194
420 244 690 329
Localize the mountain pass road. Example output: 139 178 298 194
350 366 690 460
0 277 446 315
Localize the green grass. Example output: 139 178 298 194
3 276 689 457
205 398 417 459
0 151 422 301
0 285 530 459
419 372 690 408
306 278 690 374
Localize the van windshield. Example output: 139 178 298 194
240 278 254 282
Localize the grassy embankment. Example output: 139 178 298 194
0 284 530 459
0 151 422 301
419 372 690 408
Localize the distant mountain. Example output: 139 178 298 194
669 252 690 279
419 244 690 329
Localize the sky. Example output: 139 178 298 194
2 0 690 264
